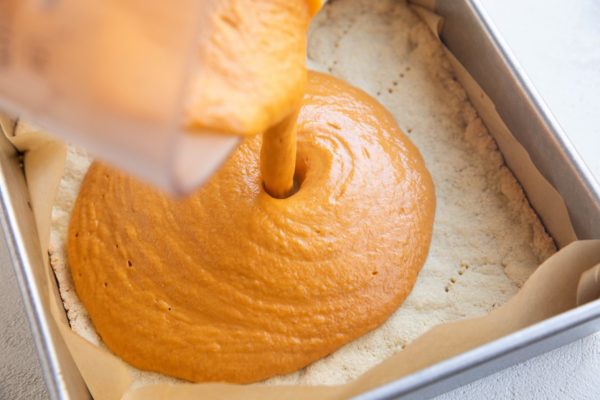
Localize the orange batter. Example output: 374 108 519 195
186 0 313 136
68 72 436 383
186 0 321 197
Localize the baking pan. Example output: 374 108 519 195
0 134 89 399
1 0 599 399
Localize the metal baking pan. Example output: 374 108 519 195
1 0 599 399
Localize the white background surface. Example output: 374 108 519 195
0 0 599 399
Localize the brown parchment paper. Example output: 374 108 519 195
2 3 599 400
409 4 577 248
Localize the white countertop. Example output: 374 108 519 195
0 0 598 399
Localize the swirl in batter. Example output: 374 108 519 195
68 72 435 383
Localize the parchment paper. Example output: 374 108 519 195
2 3 599 400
